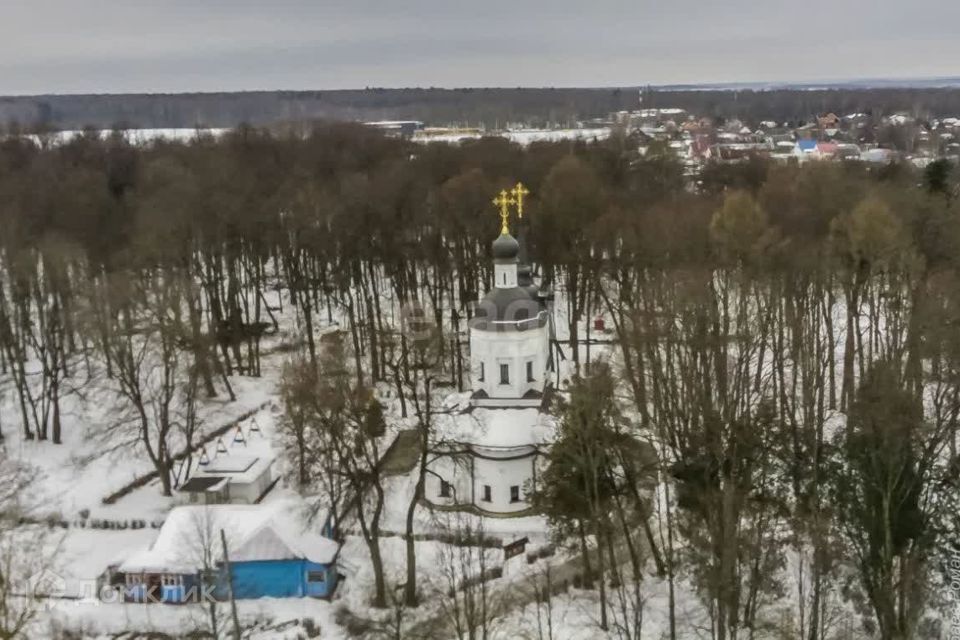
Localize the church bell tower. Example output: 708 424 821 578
469 184 551 407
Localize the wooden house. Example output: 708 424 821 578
117 504 339 603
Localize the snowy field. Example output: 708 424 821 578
8 125 613 150
415 127 612 146
18 128 231 146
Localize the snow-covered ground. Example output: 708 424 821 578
9 125 615 150
415 127 612 146
4 277 838 639
1 291 638 638
46 595 344 640
15 128 230 147
2 374 274 521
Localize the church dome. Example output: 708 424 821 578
470 287 546 330
492 233 520 262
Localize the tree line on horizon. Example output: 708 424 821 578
2 86 960 130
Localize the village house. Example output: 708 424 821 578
885 113 913 126
816 141 839 159
117 504 340 603
818 112 840 132
689 134 713 163
794 138 820 160
680 117 713 135
711 143 772 163
861 147 897 163
835 143 863 160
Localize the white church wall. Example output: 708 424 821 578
426 454 474 506
472 454 534 513
425 450 538 515
494 264 518 288
471 325 550 399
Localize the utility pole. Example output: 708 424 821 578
220 529 243 639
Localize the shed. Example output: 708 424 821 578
179 453 275 504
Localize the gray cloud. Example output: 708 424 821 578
1 0 958 94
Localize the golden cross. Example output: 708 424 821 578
492 189 516 235
511 182 530 219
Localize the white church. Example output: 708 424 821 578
426 185 557 515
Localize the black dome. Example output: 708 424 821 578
492 233 520 261
470 286 547 331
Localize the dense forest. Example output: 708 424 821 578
2 123 960 638
3 85 960 129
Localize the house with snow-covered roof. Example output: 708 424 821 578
117 503 340 603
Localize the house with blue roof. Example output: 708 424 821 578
117 503 340 603
794 138 820 160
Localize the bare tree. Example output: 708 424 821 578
395 302 450 608
0 460 62 639
180 507 223 639
524 563 559 640
88 272 197 496
433 512 503 640
279 334 390 607
830 360 960 640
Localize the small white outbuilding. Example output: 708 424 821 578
179 453 276 505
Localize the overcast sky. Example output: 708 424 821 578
1 0 957 95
